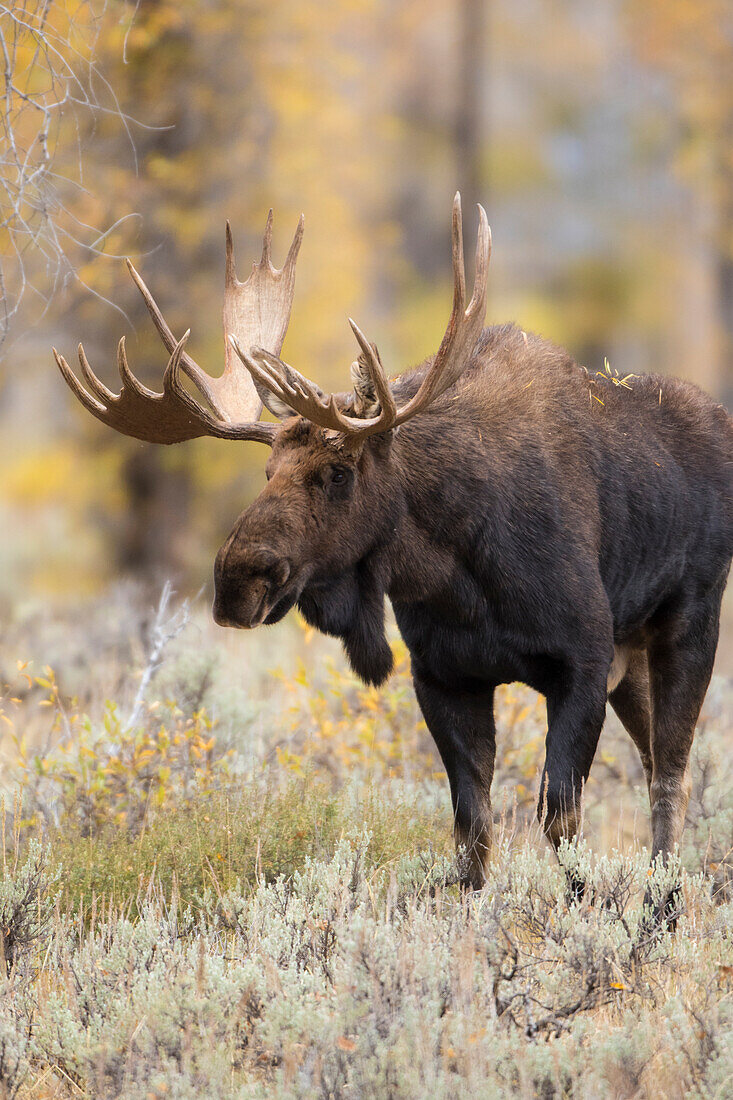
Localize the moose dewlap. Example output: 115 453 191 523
54 195 733 923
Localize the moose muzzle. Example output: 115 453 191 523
213 543 293 629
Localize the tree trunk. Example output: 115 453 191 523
114 0 195 586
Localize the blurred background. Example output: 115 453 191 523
1 0 731 663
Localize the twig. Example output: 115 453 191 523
125 581 193 731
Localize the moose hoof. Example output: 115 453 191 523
640 884 683 935
564 871 587 905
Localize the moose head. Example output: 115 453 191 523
54 195 490 647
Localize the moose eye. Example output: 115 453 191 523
324 465 353 500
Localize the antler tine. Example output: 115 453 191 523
261 208 274 265
125 260 200 374
162 332 230 428
225 220 237 285
163 331 189 394
117 336 158 399
53 347 106 416
451 191 467 316
159 330 229 430
252 349 313 402
242 347 302 408
392 195 491 426
125 259 227 416
77 343 115 403
347 319 397 427
226 209 303 282
238 209 304 281
468 202 491 316
283 212 305 273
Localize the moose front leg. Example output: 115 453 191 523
642 580 726 926
413 670 496 889
539 663 609 854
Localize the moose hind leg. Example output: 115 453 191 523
413 671 496 890
648 585 725 859
608 646 653 792
645 581 726 923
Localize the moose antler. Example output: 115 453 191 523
231 193 490 445
53 211 304 445
232 320 398 437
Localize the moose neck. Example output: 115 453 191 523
296 417 486 685
296 543 394 686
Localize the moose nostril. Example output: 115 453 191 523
213 541 292 628
243 548 290 587
212 600 235 628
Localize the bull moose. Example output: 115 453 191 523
55 196 732 914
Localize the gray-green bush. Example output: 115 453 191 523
4 832 733 1099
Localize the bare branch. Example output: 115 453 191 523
0 1 150 357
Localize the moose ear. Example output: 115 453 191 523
250 377 297 420
350 351 382 418
247 352 328 421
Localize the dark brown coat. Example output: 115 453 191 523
215 322 732 914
